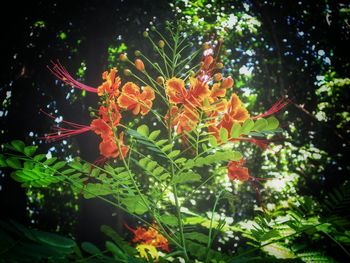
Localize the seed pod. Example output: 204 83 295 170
119 53 128 61
221 76 234 89
124 69 132 76
158 40 165 48
134 50 141 56
134 59 145 71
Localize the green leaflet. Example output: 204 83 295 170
184 150 242 168
122 196 149 215
159 214 178 226
24 146 38 157
136 124 149 137
137 156 169 181
81 242 101 255
106 241 127 260
184 232 209 244
82 183 113 199
100 225 137 256
11 140 25 153
266 116 279 130
262 243 296 259
241 119 255 134
209 135 218 147
219 127 228 143
230 122 242 138
253 118 268 132
171 171 201 184
6 157 21 169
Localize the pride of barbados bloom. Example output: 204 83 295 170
46 64 155 159
125 224 170 260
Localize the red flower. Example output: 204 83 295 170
118 82 155 115
125 224 170 252
165 105 199 134
99 132 129 159
165 77 210 107
97 68 121 98
227 159 250 182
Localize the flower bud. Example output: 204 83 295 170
134 50 141 56
123 69 132 76
156 76 165 84
119 53 128 61
216 62 224 69
221 76 234 89
134 59 145 71
158 40 165 48
203 56 214 70
90 112 96 117
213 73 222 82
143 31 149 38
151 26 156 31
189 70 196 77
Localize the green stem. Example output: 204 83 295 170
205 190 224 263
107 109 181 248
167 103 189 261
323 231 350 258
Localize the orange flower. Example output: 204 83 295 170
98 103 121 126
187 77 210 106
165 78 187 104
126 224 170 252
90 118 112 139
118 82 155 115
227 159 250 181
165 77 210 106
166 105 199 134
99 132 129 159
97 68 121 98
219 94 249 132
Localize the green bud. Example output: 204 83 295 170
151 26 156 31
123 69 132 76
143 31 149 38
134 50 141 56
158 40 165 48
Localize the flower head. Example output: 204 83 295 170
97 68 121 98
227 159 250 182
118 82 155 115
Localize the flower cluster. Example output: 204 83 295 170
125 223 169 260
46 31 287 190
47 62 155 159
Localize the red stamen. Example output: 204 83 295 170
47 60 97 93
252 97 290 119
39 109 91 142
230 137 271 150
